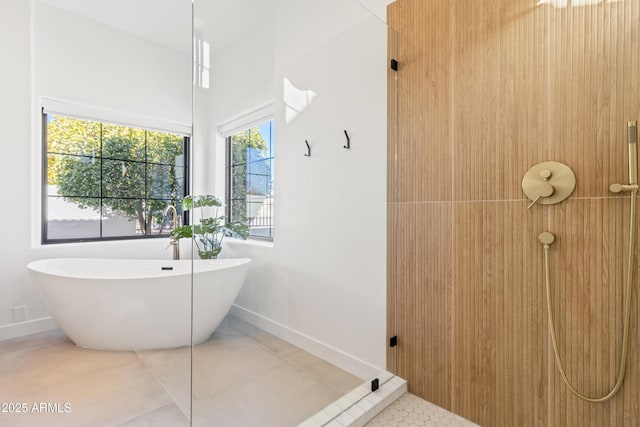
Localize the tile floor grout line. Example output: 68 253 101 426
284 357 360 398
225 315 302 359
279 343 366 394
134 350 190 420
112 402 182 427
225 316 362 396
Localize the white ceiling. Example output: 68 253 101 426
38 0 395 54
39 0 192 53
195 0 394 53
193 0 275 53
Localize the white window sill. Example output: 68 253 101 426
225 238 274 249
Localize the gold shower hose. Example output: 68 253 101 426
542 189 636 402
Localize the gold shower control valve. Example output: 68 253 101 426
522 161 576 209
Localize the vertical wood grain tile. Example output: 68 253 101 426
395 202 452 410
549 0 640 199
452 201 547 427
548 197 640 427
388 25 398 204
452 0 549 201
387 202 398 374
393 0 453 203
388 0 640 426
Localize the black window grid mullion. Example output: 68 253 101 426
144 130 148 235
47 195 178 202
230 156 275 169
225 136 231 223
41 111 48 244
46 151 180 168
183 136 190 227
99 122 104 238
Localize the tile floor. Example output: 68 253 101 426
0 315 362 427
365 393 479 427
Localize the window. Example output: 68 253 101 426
43 113 189 243
226 120 274 241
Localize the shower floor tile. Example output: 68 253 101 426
0 315 362 427
365 394 479 427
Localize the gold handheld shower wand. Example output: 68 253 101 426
628 121 638 184
610 121 638 194
541 121 638 403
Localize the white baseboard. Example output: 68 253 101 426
229 305 382 380
0 317 58 341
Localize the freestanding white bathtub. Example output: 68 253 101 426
27 258 251 351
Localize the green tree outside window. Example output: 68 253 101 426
46 115 186 239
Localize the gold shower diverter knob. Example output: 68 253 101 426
536 183 554 198
527 183 555 209
522 161 576 209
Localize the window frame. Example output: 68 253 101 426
225 121 274 242
41 111 190 244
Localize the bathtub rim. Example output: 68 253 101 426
26 257 251 280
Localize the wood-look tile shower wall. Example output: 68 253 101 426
387 1 640 426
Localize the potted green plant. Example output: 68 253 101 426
170 195 249 259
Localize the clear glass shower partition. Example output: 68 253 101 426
191 0 397 425
0 1 194 426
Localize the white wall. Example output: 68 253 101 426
0 0 192 338
214 15 275 197
193 0 278 195
203 0 389 376
0 0 39 335
33 1 191 127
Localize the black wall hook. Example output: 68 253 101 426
304 140 311 157
343 130 351 149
